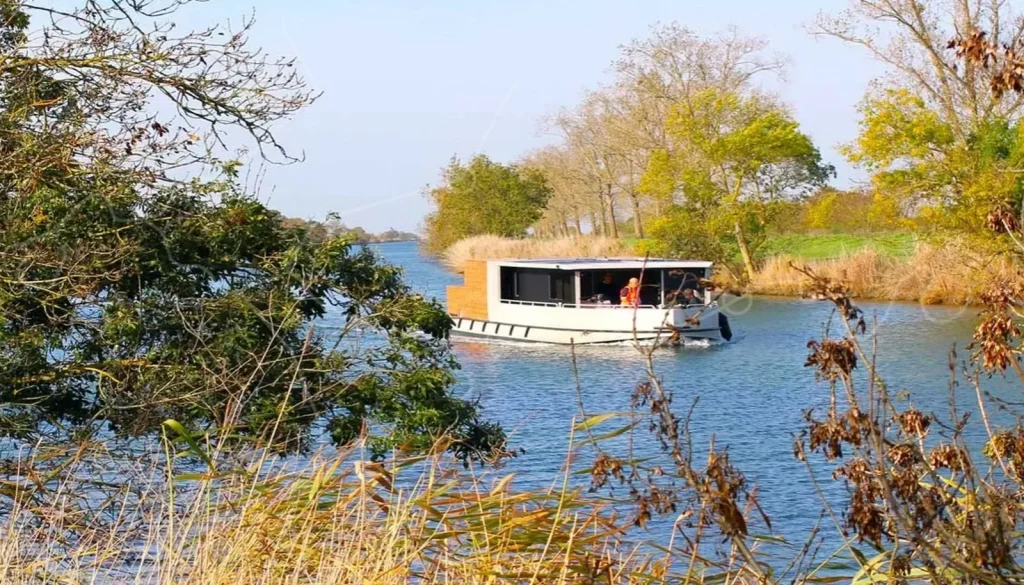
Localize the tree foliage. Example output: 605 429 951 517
822 1 1024 245
521 25 795 243
423 155 551 253
642 89 833 278
845 87 1024 237
817 0 1024 140
640 205 735 268
0 0 504 462
521 146 591 237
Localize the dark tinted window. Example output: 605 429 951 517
663 269 704 295
549 272 574 300
499 268 575 304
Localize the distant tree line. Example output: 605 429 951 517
281 216 419 244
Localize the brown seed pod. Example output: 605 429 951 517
806 338 858 382
895 409 932 438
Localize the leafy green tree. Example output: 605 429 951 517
642 90 833 279
424 155 551 253
0 0 504 463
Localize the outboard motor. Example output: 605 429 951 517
718 313 733 341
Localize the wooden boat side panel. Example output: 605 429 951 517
446 260 488 320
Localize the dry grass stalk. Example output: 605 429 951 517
734 241 1021 305
0 442 698 585
791 264 1024 583
443 235 632 271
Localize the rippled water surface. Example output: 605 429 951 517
364 242 1017 546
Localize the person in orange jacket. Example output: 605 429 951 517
619 277 640 307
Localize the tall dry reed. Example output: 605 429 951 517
736 241 1021 305
443 235 632 271
0 443 654 585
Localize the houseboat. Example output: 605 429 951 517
446 258 732 345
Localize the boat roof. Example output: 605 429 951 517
493 257 713 270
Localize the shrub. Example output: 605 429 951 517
0 0 503 463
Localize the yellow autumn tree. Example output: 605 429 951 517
803 190 840 231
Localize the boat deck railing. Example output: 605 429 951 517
500 299 662 309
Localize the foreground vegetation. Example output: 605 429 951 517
9 258 1024 583
0 445 635 584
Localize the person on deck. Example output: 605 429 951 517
620 277 640 307
595 272 618 302
665 287 703 307
680 288 703 307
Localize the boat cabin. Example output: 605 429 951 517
447 258 713 323
497 259 711 307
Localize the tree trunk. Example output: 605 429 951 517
607 184 619 239
630 193 644 238
588 209 599 235
573 211 583 236
734 221 756 281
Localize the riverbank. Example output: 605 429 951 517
443 234 1020 306
724 242 1019 305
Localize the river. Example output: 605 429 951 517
367 241 1018 555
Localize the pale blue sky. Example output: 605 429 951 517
189 1 886 232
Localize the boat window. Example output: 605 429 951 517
500 266 520 300
548 274 562 300
499 267 575 305
579 269 643 304
663 269 705 301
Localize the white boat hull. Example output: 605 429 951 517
449 307 727 345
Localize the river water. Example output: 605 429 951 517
367 241 1019 553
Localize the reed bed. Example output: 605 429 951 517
443 235 631 271
734 241 1022 305
0 444 676 585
